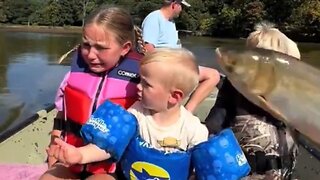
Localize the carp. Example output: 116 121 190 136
216 47 320 146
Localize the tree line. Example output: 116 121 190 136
0 0 319 42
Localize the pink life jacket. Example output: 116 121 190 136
63 50 142 174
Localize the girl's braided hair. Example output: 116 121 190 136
134 25 146 55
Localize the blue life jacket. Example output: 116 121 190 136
192 128 251 180
121 136 191 180
80 100 138 162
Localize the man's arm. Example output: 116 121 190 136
185 66 220 113
145 43 156 52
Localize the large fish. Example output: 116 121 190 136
216 47 320 146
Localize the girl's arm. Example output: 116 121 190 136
47 72 70 167
50 71 71 143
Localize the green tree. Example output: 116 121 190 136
38 0 62 26
290 0 320 40
213 4 241 37
132 1 160 25
262 0 298 23
0 0 8 23
241 1 266 35
2 0 35 24
78 0 99 26
0 0 319 40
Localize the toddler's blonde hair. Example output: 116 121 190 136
141 48 199 97
247 22 301 60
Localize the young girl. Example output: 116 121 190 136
49 48 209 179
40 5 144 180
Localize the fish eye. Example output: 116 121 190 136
226 66 234 73
230 59 237 65
226 58 237 66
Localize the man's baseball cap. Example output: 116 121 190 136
178 0 191 7
166 0 191 7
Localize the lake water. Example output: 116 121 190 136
0 31 78 134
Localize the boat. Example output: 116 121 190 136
0 89 319 179
0 105 56 164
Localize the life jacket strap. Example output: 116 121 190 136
65 119 82 138
53 118 65 131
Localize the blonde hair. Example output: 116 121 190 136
141 48 199 97
58 6 145 64
246 22 301 60
85 6 135 47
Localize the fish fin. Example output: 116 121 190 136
256 95 287 122
229 79 285 121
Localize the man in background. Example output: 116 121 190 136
141 0 221 114
142 0 190 51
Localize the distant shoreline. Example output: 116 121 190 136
0 24 82 34
0 24 318 43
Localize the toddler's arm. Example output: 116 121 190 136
54 138 111 165
80 100 138 162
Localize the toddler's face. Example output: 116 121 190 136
81 24 128 73
138 62 171 112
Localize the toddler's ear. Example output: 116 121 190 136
169 89 184 104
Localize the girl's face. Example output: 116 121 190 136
138 62 171 112
81 24 131 73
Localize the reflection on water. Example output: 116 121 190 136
1 31 320 136
0 31 80 136
183 36 320 69
182 36 245 69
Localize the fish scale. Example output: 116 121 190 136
216 47 320 147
